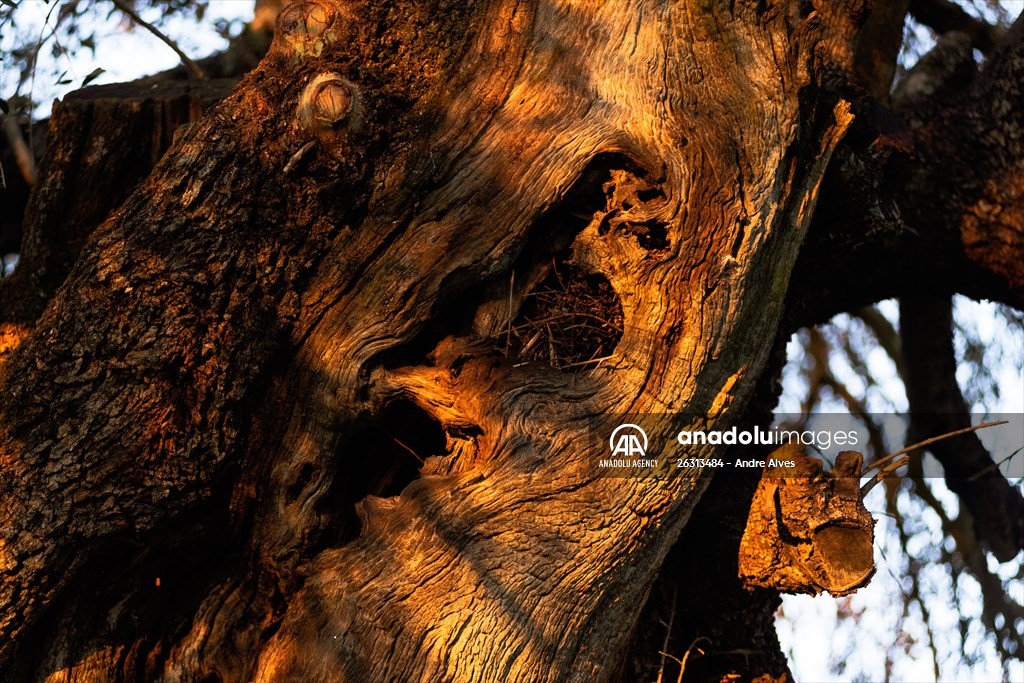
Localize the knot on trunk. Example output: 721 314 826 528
276 0 342 59
296 73 361 133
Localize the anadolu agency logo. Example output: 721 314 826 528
610 423 648 457
599 423 659 470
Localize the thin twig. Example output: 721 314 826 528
559 355 615 369
967 446 1023 482
283 140 316 174
861 420 1007 476
859 421 1008 496
505 271 515 355
655 585 678 683
386 433 424 464
671 636 710 683
545 322 556 366
110 0 207 80
861 455 911 496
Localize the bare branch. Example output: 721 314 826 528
852 306 905 378
861 420 1007 478
109 0 207 81
2 117 35 186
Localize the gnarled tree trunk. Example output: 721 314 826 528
1 1 1020 681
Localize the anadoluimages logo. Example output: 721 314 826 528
609 423 648 458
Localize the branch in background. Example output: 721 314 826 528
251 0 286 34
805 328 889 460
853 0 911 100
109 0 208 81
906 461 1024 663
852 306 906 378
908 0 1005 54
2 116 36 186
899 294 1024 562
892 30 977 124
887 489 942 680
860 421 1007 496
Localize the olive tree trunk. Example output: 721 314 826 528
1 1 865 680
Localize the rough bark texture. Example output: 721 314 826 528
787 13 1024 329
0 1 856 679
619 360 792 683
0 0 1020 681
738 447 874 596
0 79 238 322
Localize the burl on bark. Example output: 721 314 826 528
739 445 876 596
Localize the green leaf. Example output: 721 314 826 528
82 67 105 86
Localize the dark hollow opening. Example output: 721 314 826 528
316 399 448 547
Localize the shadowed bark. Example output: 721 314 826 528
786 14 1024 329
0 80 237 322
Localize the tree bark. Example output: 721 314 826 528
0 79 237 323
6 0 1016 680
787 14 1024 330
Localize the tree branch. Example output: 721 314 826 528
852 306 906 379
1 116 35 186
853 0 911 100
899 294 1024 562
109 0 208 80
908 0 1005 54
785 15 1024 330
905 14 1024 306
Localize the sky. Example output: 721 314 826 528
1 0 254 115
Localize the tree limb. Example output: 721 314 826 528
908 0 1005 54
1 116 35 186
922 14 1024 304
109 0 208 80
852 306 906 379
786 14 1024 330
853 0 911 100
899 295 1024 562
